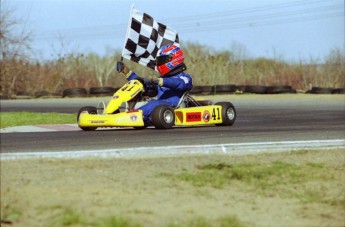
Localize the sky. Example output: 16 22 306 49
5 0 345 62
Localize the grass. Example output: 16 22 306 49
94 216 141 227
168 216 246 227
4 204 244 227
46 206 141 227
0 112 76 128
159 160 342 206
1 149 344 226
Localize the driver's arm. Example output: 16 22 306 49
117 62 146 82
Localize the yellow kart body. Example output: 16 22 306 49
78 110 145 128
77 79 236 130
78 106 224 128
174 106 223 126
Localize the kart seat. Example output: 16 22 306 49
175 91 211 108
175 91 190 108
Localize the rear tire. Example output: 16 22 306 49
151 105 175 129
77 106 98 131
215 102 236 126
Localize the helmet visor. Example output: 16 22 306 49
155 54 172 66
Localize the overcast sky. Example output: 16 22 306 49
6 0 344 62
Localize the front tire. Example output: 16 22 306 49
151 105 175 129
215 102 236 126
77 106 98 131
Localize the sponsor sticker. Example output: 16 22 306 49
203 110 210 122
186 112 201 122
91 120 105 124
130 114 137 121
130 89 140 98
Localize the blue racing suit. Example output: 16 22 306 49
127 71 193 123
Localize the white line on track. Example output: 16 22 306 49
1 139 344 160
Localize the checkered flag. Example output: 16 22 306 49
122 7 179 70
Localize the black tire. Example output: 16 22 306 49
308 87 332 94
236 85 246 93
89 87 116 96
151 105 175 129
190 86 203 94
332 88 345 94
15 95 32 99
77 106 98 131
214 84 237 94
63 88 88 98
215 102 236 126
201 85 215 95
244 85 267 94
266 86 293 94
34 90 50 98
16 91 31 96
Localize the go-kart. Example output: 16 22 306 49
77 79 236 130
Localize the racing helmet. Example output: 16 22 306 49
156 44 184 76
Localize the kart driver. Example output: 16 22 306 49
118 44 193 124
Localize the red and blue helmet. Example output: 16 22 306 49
155 44 184 76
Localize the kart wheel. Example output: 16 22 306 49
151 105 175 129
77 106 98 131
215 102 236 126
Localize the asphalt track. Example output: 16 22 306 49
1 95 344 155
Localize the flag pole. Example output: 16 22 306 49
121 3 134 62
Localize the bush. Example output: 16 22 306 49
1 44 344 98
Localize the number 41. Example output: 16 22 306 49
212 108 220 120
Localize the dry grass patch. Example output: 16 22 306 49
1 149 344 227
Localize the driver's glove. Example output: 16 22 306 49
152 78 163 86
116 61 131 78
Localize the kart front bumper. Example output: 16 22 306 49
78 110 145 128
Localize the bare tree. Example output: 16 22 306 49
0 0 32 97
86 53 116 87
